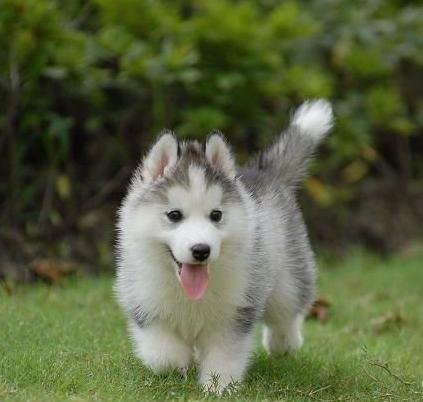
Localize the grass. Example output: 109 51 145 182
1 251 422 401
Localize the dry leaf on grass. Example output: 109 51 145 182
308 297 331 322
0 278 14 295
30 258 77 283
371 311 405 334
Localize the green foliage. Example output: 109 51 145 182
1 0 423 230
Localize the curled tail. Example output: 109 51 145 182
255 99 333 188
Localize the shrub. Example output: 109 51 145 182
1 0 422 250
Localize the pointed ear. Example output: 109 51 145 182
205 133 236 179
141 132 178 183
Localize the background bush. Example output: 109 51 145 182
1 0 423 276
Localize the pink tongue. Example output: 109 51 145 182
180 263 209 301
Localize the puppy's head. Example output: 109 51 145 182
119 132 248 301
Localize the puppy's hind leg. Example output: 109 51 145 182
262 313 304 355
262 256 313 355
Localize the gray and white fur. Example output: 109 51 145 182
115 99 333 393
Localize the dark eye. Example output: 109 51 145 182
166 210 183 223
210 209 222 222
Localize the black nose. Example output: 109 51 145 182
191 244 210 262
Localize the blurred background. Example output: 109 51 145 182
1 0 423 283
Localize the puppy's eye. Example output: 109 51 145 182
210 209 222 222
166 210 183 223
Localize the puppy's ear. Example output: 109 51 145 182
141 132 178 183
205 133 236 179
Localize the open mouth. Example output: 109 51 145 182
168 248 183 274
167 247 210 301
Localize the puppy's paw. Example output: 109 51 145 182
132 324 192 374
201 373 239 395
282 330 303 355
141 343 192 374
262 325 303 355
177 366 188 380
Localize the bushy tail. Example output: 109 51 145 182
256 99 333 188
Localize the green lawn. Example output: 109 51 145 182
1 251 422 401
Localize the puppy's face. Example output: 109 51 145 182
163 166 226 266
120 133 247 300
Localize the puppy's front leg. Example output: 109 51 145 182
198 330 254 394
130 321 192 374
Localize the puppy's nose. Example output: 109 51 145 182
191 244 210 262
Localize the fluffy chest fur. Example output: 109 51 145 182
117 248 251 342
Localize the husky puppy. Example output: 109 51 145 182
116 99 333 393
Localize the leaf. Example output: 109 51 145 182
360 146 378 162
341 160 369 184
56 174 71 200
308 297 331 322
371 311 405 334
30 258 77 283
305 178 333 206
